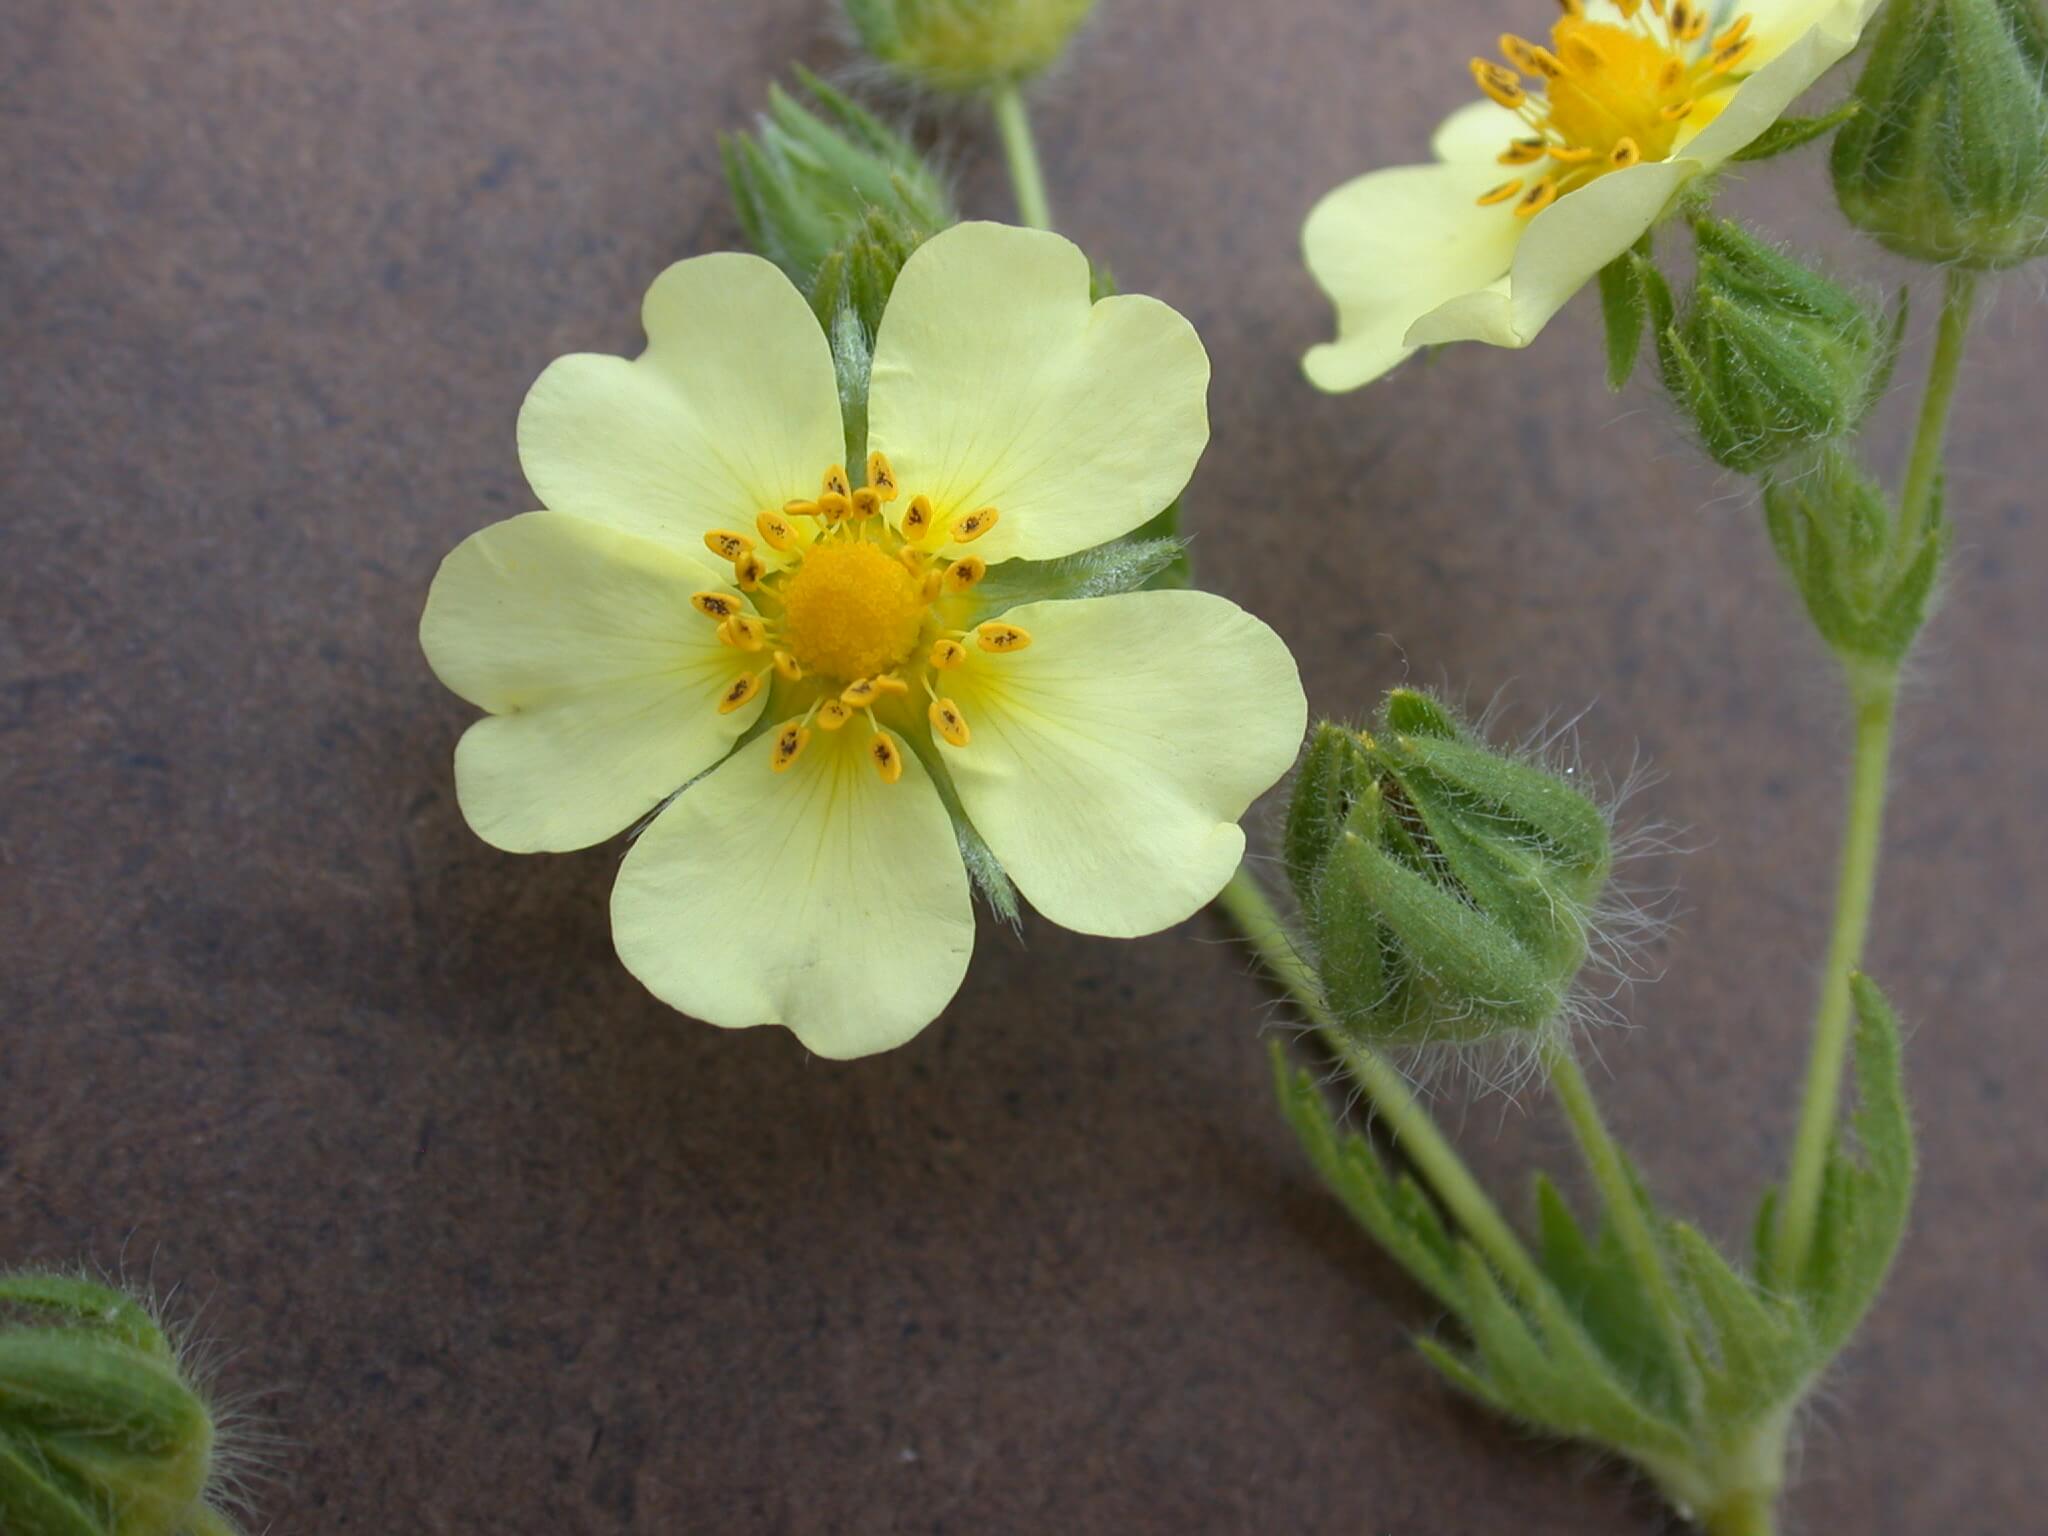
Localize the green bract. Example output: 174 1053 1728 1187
845 0 1094 94
1284 690 1611 1049
1832 0 2048 269
1645 220 1885 476
0 1274 239 1536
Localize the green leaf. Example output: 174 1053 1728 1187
1270 1044 1465 1310
1669 1224 1815 1424
1730 100 1861 163
1598 253 1646 390
1797 974 1917 1354
1127 497 1190 588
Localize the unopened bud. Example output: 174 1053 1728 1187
1283 692 1612 1049
1831 0 2048 269
845 0 1096 94
1648 220 1884 476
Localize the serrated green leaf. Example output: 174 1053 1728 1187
1669 1224 1815 1424
1270 1044 1465 1309
1414 1335 1511 1413
1799 975 1917 1354
1730 100 1861 163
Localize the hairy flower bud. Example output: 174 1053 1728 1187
1284 692 1612 1049
1830 0 2048 269
0 1273 244 1535
1646 221 1884 476
721 68 954 323
845 0 1095 94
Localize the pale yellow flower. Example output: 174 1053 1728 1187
421 221 1306 1058
1303 0 1881 391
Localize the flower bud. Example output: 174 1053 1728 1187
0 1272 243 1535
1830 0 2048 269
844 0 1095 94
1283 691 1613 1049
721 68 954 318
1648 220 1884 476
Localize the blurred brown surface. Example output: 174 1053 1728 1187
4 1 2044 1531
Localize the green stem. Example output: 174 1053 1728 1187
1775 675 1898 1282
1703 1489 1777 1536
1215 867 1551 1309
1546 1043 1703 1421
989 82 1053 230
1892 268 1976 574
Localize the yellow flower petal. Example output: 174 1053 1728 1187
420 512 763 852
866 222 1209 564
611 724 974 1058
1405 159 1693 351
1303 160 1525 391
1679 0 1882 166
517 253 843 553
1431 98 1531 164
937 590 1305 937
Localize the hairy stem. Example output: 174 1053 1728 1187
1216 867 1551 1309
1776 674 1898 1282
989 82 1052 230
1703 1489 1778 1536
1892 267 1976 573
1546 1043 1703 1421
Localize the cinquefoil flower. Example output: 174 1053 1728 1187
422 221 1305 1058
1303 0 1880 391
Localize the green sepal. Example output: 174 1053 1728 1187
0 1278 167 1360
1598 252 1646 391
1729 99 1862 162
969 536 1187 615
1125 497 1190 589
1283 723 1375 904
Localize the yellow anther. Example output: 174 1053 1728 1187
704 529 754 562
948 507 1000 544
1499 35 1561 78
821 464 851 500
692 591 745 621
816 699 854 731
1709 37 1755 74
756 510 800 552
1549 144 1597 164
1670 0 1705 41
726 613 769 651
816 491 850 525
1609 137 1642 169
943 556 987 594
717 672 763 715
898 546 927 577
1515 177 1561 218
930 638 968 670
735 552 767 589
872 673 911 696
901 494 935 543
851 486 883 520
716 617 739 647
771 722 811 773
921 569 944 602
1557 0 1585 14
1713 14 1752 48
868 732 904 784
1499 137 1550 166
783 498 821 522
1470 58 1525 108
1661 99 1696 122
773 649 803 682
841 677 882 708
1657 56 1686 92
975 621 1032 654
929 697 970 748
1478 178 1526 207
865 451 899 502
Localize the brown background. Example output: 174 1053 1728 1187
5 1 2043 1531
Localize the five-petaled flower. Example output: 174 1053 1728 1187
1302 0 1881 391
422 221 1306 1058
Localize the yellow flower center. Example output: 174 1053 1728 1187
1468 0 1757 218
690 453 1032 784
778 540 928 682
